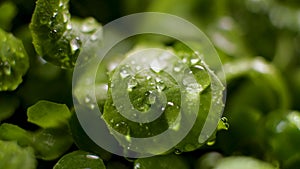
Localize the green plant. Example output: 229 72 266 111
0 0 299 168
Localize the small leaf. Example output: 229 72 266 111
32 128 73 160
53 150 106 169
213 156 277 169
0 140 37 169
0 123 33 147
134 154 189 169
29 0 101 68
27 100 71 128
0 28 29 91
0 123 73 160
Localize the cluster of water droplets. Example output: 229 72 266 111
84 95 96 110
0 59 12 76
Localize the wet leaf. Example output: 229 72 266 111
30 0 101 68
27 100 71 128
54 150 106 169
0 28 29 91
0 140 37 169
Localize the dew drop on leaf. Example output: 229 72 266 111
193 65 204 70
120 69 130 79
90 34 98 41
127 78 138 91
156 83 166 92
148 94 156 104
167 102 174 106
174 149 182 155
173 66 181 72
134 162 141 169
191 58 200 65
206 140 216 146
70 37 80 54
66 23 72 30
86 154 99 160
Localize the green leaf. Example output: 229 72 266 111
223 57 290 109
265 110 300 169
53 150 106 169
0 123 33 147
29 0 101 68
27 100 71 128
134 154 189 169
32 128 73 160
212 156 277 169
0 123 73 160
196 152 223 169
0 1 17 31
102 45 223 154
0 94 19 121
0 28 29 91
69 113 112 161
0 140 37 169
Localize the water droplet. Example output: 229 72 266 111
151 67 162 73
81 20 97 33
49 29 58 39
85 97 91 103
63 13 68 23
86 154 99 159
134 163 141 169
127 78 138 91
206 140 216 146
218 117 229 130
110 119 114 123
156 83 166 92
59 1 64 7
150 60 164 73
90 34 98 41
191 58 200 65
173 66 182 72
90 104 95 109
70 37 80 54
148 94 156 104
120 70 130 79
174 149 182 155
136 65 141 71
221 117 228 123
146 76 152 80
3 62 11 75
193 65 204 70
155 77 162 83
66 23 72 30
173 61 185 73
52 12 58 18
167 102 174 106
125 134 131 142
